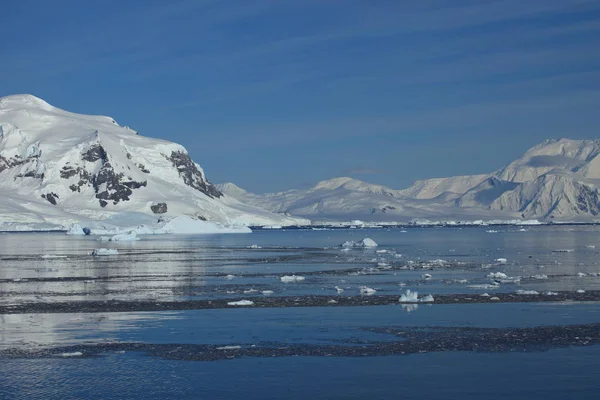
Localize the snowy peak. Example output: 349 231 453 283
0 94 306 229
312 177 401 197
496 138 600 182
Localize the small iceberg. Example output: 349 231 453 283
515 290 539 295
216 346 241 350
359 286 377 295
227 300 254 306
495 258 508 264
486 272 508 279
340 238 378 248
61 352 83 357
99 231 139 242
399 289 434 303
280 275 305 283
91 248 119 256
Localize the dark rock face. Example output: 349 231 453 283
168 151 222 198
576 186 600 215
92 160 147 207
1 155 44 179
151 202 168 214
41 192 59 205
82 144 107 162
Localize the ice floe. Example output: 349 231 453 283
515 290 539 295
399 289 434 303
280 275 305 283
227 300 254 306
340 238 378 248
359 286 377 295
99 230 139 242
91 248 119 256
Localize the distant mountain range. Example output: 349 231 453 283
218 138 600 223
0 94 307 231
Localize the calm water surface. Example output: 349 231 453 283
1 226 600 399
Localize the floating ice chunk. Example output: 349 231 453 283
586 245 596 249
530 274 548 280
480 293 490 297
225 275 236 280
61 352 83 357
243 289 258 294
553 249 574 253
91 248 119 256
280 275 305 283
399 289 434 303
248 245 262 249
490 297 500 301
577 289 586 293
497 277 521 284
216 346 241 350
544 291 559 296
486 272 508 279
420 294 434 302
66 224 85 236
261 290 274 295
328 299 338 304
486 230 498 233
495 258 507 264
518 229 527 232
99 231 139 242
360 286 377 295
577 272 587 277
227 300 254 306
40 254 67 259
468 283 500 289
421 273 432 280
335 286 344 294
516 290 539 295
340 238 378 248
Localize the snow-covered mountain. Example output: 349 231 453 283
0 94 307 231
219 138 600 223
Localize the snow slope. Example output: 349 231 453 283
0 94 307 231
220 139 600 223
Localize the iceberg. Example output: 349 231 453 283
280 275 305 283
91 248 119 256
399 289 434 303
340 238 378 248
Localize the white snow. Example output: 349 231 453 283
91 248 119 256
280 275 305 283
227 300 254 306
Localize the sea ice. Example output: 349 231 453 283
261 290 274 295
495 258 508 264
360 286 377 295
40 254 67 259
335 286 344 294
65 224 85 236
577 289 586 293
421 273 432 280
399 289 434 303
91 248 119 256
515 290 539 295
280 275 305 283
99 230 139 242
553 249 575 253
340 238 378 248
216 346 241 350
227 300 254 306
248 245 262 249
486 272 508 279
61 352 83 357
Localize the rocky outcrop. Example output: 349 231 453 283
151 202 168 214
168 151 222 198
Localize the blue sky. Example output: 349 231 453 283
2 0 599 193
